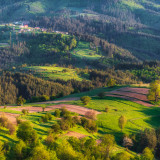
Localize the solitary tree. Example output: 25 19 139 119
80 96 91 105
119 116 127 132
101 134 115 159
17 96 26 106
148 80 160 102
123 136 133 149
85 110 97 120
105 106 109 113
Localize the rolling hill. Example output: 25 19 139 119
1 0 160 27
1 0 160 62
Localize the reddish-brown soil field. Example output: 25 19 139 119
8 104 100 115
117 87 149 95
48 104 100 115
106 94 153 107
64 131 87 139
110 90 148 101
36 97 80 104
106 87 153 107
8 107 53 113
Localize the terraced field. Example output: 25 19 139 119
106 87 153 107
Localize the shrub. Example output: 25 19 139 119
98 92 105 99
45 133 57 149
123 136 133 149
51 124 61 134
80 96 91 105
39 95 50 102
40 113 52 123
16 116 23 124
107 79 116 87
105 107 109 112
56 140 79 160
17 96 26 106
81 117 97 133
62 69 69 73
22 109 29 115
29 146 50 160
7 122 16 135
60 107 70 117
114 152 131 160
30 96 40 103
142 147 154 160
0 114 8 128
17 121 38 146
59 119 70 131
42 106 46 112
72 116 81 125
54 109 61 118
85 110 97 120
12 140 27 160
50 94 56 100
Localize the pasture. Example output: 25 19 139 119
0 86 159 157
20 66 89 81
71 41 102 60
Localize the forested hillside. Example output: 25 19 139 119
0 0 160 62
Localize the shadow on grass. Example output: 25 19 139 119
0 133 17 143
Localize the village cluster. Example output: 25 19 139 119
2 21 69 34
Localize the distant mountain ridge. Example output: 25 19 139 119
1 0 160 28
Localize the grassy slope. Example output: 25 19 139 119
19 66 89 81
71 41 102 60
0 85 158 157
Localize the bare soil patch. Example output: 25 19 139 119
8 107 54 113
65 131 87 139
110 90 148 101
36 97 80 104
106 87 153 107
116 87 149 95
0 112 20 125
106 94 153 107
48 104 100 115
8 104 100 115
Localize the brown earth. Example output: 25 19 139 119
48 104 100 115
36 97 80 104
106 87 153 107
8 106 54 113
0 112 20 125
8 104 100 115
110 90 148 101
117 87 149 95
65 131 87 139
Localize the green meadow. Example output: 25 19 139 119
0 86 159 157
71 41 102 60
21 66 89 81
